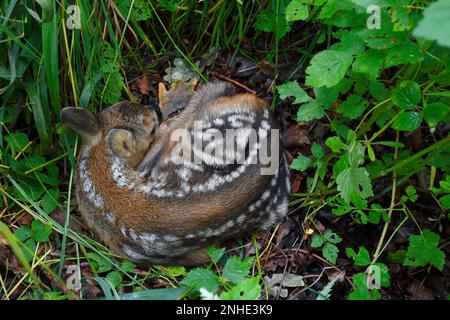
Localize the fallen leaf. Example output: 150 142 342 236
132 74 152 95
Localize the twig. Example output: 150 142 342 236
211 72 257 94
372 131 400 263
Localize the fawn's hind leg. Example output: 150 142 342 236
178 247 210 266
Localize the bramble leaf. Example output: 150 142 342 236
305 50 353 88
336 167 373 202
181 268 221 292
290 155 312 172
278 81 311 104
404 229 446 271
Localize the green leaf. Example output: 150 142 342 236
285 0 309 22
40 188 60 214
368 210 381 224
323 230 342 244
347 143 365 167
15 227 32 242
352 49 385 79
413 0 450 48
346 246 371 266
402 186 418 203
222 256 253 284
367 144 375 161
348 272 381 300
305 50 354 88
373 141 405 148
422 102 449 126
392 111 422 131
5 132 29 156
369 81 391 101
296 101 325 122
254 10 289 39
336 95 368 120
290 155 312 172
389 251 406 264
311 234 325 248
325 136 347 153
278 81 311 104
121 260 136 273
181 268 221 293
106 271 123 288
322 243 339 264
392 81 421 110
404 229 446 271
207 246 225 264
336 167 373 202
384 43 424 68
86 252 113 273
311 143 324 159
372 263 390 287
220 276 261 300
31 220 52 243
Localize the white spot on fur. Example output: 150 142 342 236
105 212 116 224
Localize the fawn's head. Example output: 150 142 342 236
61 102 161 168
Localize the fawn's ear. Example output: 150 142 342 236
107 129 135 158
61 107 99 138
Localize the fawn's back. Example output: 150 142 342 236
62 82 290 265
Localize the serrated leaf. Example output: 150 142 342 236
86 252 113 273
368 210 381 224
290 155 312 172
40 188 60 214
405 186 418 202
404 229 446 271
311 143 324 159
222 256 253 284
336 95 368 120
322 243 339 264
106 271 123 288
31 220 52 243
422 102 449 126
296 101 325 122
348 272 381 300
121 260 136 273
348 143 365 167
323 230 342 244
336 167 373 202
384 43 424 67
181 268 221 293
278 81 311 104
392 81 421 110
392 111 422 131
346 246 371 266
352 49 385 79
208 246 225 264
325 136 347 153
220 277 261 300
305 50 354 88
311 234 325 248
413 0 450 48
